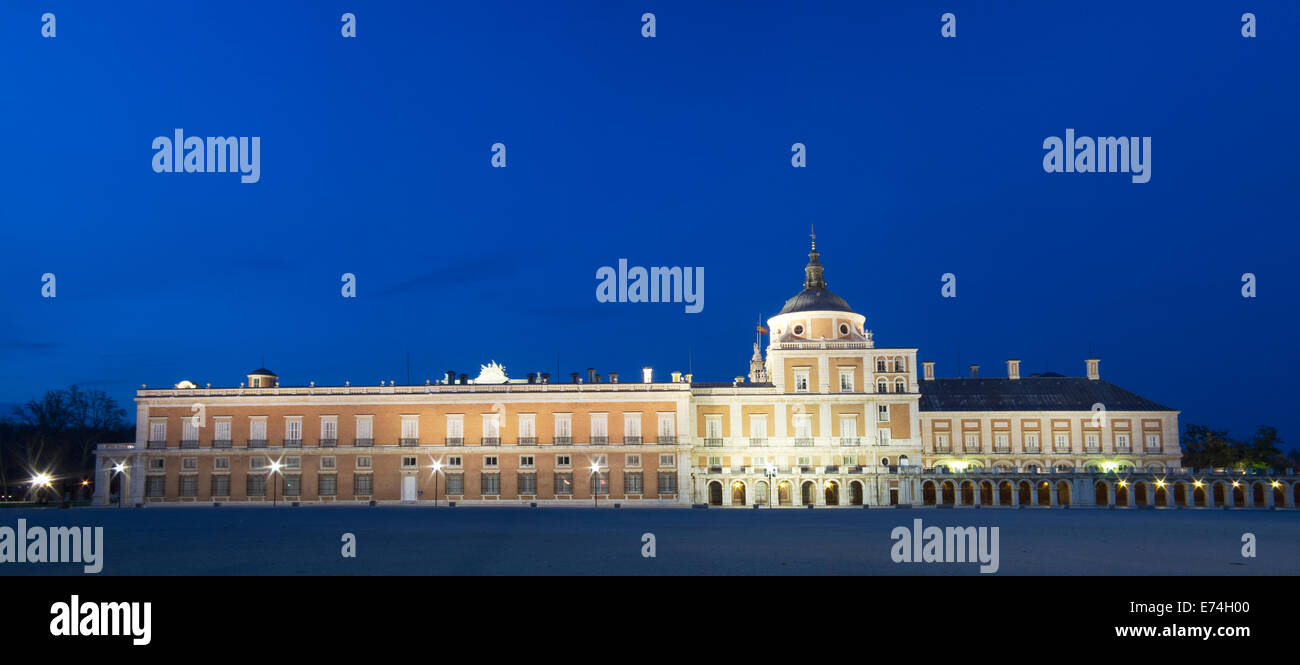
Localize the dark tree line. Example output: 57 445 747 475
1180 424 1297 471
0 385 134 500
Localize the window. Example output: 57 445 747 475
554 472 574 495
792 323 804 336
590 413 608 443
319 475 337 496
249 457 266 470
518 413 536 440
707 455 721 467
1145 434 1161 450
705 415 722 441
657 413 676 440
214 419 231 442
247 474 266 497
481 474 500 496
1055 433 1069 450
286 456 300 470
592 454 608 467
592 472 609 495
355 415 373 443
354 474 373 496
1025 433 1040 450
285 417 302 442
446 414 464 442
753 456 766 467
250 418 267 442
401 416 420 443
182 457 197 470
149 420 166 442
357 456 372 469
148 457 165 471
625 454 641 467
625 472 644 493
797 456 811 466
215 457 230 470
445 473 464 495
877 404 890 422
401 456 417 468
556 455 571 467
1116 433 1131 450
877 379 888 393
182 420 199 442
321 456 336 469
793 414 812 439
211 475 230 496
878 430 891 446
554 414 572 442
995 433 1009 450
518 473 537 494
750 415 767 440
321 416 338 442
284 474 301 496
934 433 949 451
520 455 535 467
481 412 500 440
965 433 979 451
1085 433 1100 450
876 359 886 372
656 472 677 494
893 359 905 372
484 456 499 468
624 414 641 441
145 476 165 497
839 369 854 392
894 378 906 393
794 369 810 393
839 416 857 441
447 456 462 467
659 454 675 467
841 455 857 466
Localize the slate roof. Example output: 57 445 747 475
777 287 854 315
918 377 1174 412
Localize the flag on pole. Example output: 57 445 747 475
756 324 768 335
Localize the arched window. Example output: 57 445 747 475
876 359 886 372
877 379 888 393
894 378 906 393
898 455 909 466
893 359 905 372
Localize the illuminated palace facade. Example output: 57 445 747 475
91 239 1300 509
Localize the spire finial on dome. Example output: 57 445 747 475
803 228 825 290
810 224 816 250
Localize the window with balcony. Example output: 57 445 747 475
749 415 767 446
181 420 199 448
445 414 464 445
214 419 232 448
481 413 500 445
623 413 641 444
994 433 1010 453
657 414 676 443
590 413 608 445
401 416 420 446
320 416 338 446
1085 433 1100 452
1145 433 1161 452
249 418 267 448
1024 432 1040 453
934 433 949 453
554 414 572 444
518 413 536 444
284 417 302 447
965 433 980 453
793 414 813 446
839 416 859 446
1115 433 1131 452
704 415 723 447
148 420 166 448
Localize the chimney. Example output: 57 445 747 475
457 373 468 385
587 368 596 384
969 364 980 378
734 376 745 385
526 372 537 384
570 372 581 384
671 371 682 383
1006 359 1021 380
1086 357 1100 381
609 372 619 383
684 373 693 383
642 367 653 383
922 361 935 381
445 370 456 385
540 372 551 384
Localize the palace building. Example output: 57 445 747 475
96 236 1298 510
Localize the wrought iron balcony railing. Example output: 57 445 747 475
354 438 373 447
793 437 814 447
518 437 537 445
213 439 232 449
248 439 267 448
147 440 166 449
180 440 199 449
480 437 500 446
703 438 724 447
283 438 302 448
318 438 337 447
400 438 420 446
624 436 641 444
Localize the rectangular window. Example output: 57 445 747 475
794 369 810 393
1025 433 1040 451
481 474 500 496
247 474 266 497
482 413 500 440
445 473 464 495
793 414 812 438
624 414 641 441
211 474 230 496
214 419 231 442
446 414 464 442
284 474 301 496
520 455 535 467
705 415 722 441
554 472 574 495
1116 433 1131 450
355 415 373 442
484 456 499 468
401 456 417 468
318 475 336 496
877 405 890 422
622 471 643 494
878 430 891 446
965 433 980 451
659 454 675 467
750 415 767 439
149 420 166 442
215 457 230 470
286 456 301 470
797 456 811 466
402 416 419 443
1086 433 1100 450
357 456 372 469
995 433 1009 451
249 457 266 470
839 416 857 438
321 416 338 441
518 414 536 441
657 472 677 494
1055 433 1069 451
285 417 302 441
249 418 267 441
1145 434 1161 450
556 455 571 467
321 456 336 469
353 474 373 496
518 473 537 495
935 433 949 451
554 413 572 441
182 457 197 470
447 456 462 467
590 413 608 442
593 471 609 495
839 369 853 392
625 454 641 467
145 476 165 497
841 455 857 466
181 420 199 442
708 456 721 466
657 413 676 440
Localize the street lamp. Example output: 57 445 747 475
590 461 601 507
268 458 283 507
429 459 444 506
30 473 53 503
112 462 127 508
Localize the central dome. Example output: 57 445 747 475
777 231 854 314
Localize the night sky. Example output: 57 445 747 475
1 1 1296 449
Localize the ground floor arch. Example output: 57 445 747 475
849 481 863 505
777 480 792 506
731 480 746 506
707 481 723 506
801 480 816 506
1095 481 1109 506
824 480 840 506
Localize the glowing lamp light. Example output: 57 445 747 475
430 460 443 473
1232 481 1240 487
81 480 90 487
112 462 127 474
589 462 600 473
268 459 283 474
1271 481 1281 488
31 473 52 487
1101 461 1117 472
1193 480 1203 488
1118 481 1127 487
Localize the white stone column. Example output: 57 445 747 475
93 458 110 505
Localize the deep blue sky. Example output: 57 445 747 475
1 1 1296 448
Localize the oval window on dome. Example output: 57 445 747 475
792 324 804 336
838 323 849 336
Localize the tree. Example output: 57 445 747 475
1180 425 1238 469
1 385 131 499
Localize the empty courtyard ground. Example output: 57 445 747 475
2 504 1296 575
